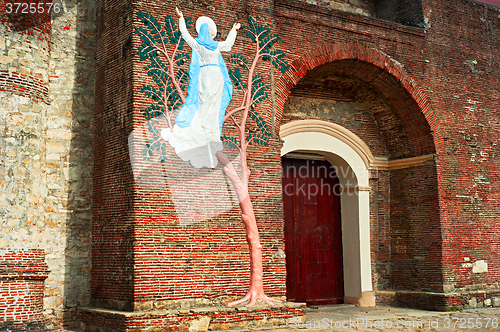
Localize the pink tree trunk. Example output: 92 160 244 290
216 152 280 307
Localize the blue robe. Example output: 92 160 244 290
174 23 232 134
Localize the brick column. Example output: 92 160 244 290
0 249 49 330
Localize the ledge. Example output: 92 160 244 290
377 288 500 298
79 301 305 318
371 154 435 171
376 289 500 311
280 120 435 171
274 0 425 39
78 302 306 331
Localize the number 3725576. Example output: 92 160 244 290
5 2 61 14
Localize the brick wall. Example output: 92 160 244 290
92 0 290 310
421 0 500 293
90 0 499 313
275 0 498 307
92 0 135 309
0 249 49 330
296 0 375 16
128 140 286 307
387 164 442 291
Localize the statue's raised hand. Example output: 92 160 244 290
175 7 183 18
233 23 241 30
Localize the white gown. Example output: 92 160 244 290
161 18 237 169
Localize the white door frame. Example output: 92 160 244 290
281 120 375 306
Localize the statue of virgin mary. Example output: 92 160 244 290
161 9 240 168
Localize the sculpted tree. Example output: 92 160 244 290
134 8 288 306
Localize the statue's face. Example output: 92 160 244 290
208 26 215 39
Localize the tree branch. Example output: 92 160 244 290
223 90 248 123
162 85 183 131
150 56 171 77
237 34 262 187
146 131 164 147
259 35 278 53
170 35 181 61
166 50 186 104
251 84 267 100
162 88 173 131
230 115 241 129
256 29 267 40
139 21 186 104
140 32 166 58
246 136 255 149
223 106 245 123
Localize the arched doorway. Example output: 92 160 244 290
277 45 441 307
280 121 373 306
282 156 343 305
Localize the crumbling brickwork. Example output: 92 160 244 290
0 249 49 330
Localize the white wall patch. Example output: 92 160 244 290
472 260 488 273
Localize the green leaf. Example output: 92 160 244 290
176 68 189 84
250 109 270 135
164 15 177 44
221 135 239 149
252 133 270 146
228 53 248 67
246 133 254 145
250 74 269 107
185 17 193 29
228 67 245 90
143 104 163 120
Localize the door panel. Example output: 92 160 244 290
282 157 343 305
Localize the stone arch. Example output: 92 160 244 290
277 45 443 305
275 42 440 151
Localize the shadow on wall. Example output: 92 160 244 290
375 0 425 27
54 0 96 327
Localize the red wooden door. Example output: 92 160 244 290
282 157 344 305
